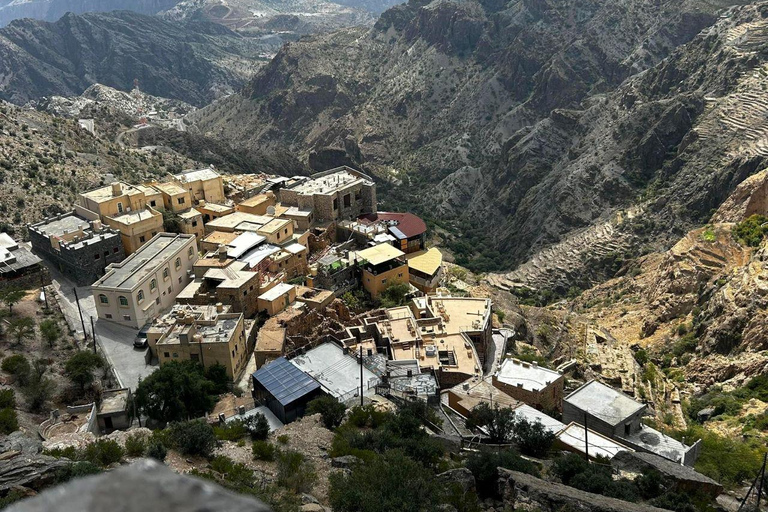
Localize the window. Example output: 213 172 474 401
155 297 160 305
151 232 157 237
123 315 131 321
177 197 185 205
163 268 169 280
343 194 351 207
284 228 288 234
175 257 181 269
103 251 109 257
117 202 124 214
624 423 631 436
94 253 100 260
167 286 172 294
333 198 339 210
137 290 144 303
188 247 194 258
150 200 157 207
105 313 112 319
191 221 198 227
139 235 146 243
172 353 178 358
113 247 119 253
164 352 170 358
99 294 109 305
150 279 157 291
118 296 128 307
382 279 387 284
243 290 247 296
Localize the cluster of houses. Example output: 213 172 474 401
4 164 707 477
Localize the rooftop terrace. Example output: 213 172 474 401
289 168 370 196
496 358 562 392
565 380 646 426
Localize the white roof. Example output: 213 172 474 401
556 422 631 460
258 283 295 302
239 244 280 269
290 342 380 399
0 233 18 250
175 167 220 183
227 232 266 259
565 380 646 426
513 404 566 433
496 358 562 392
284 243 306 255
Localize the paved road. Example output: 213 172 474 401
47 263 156 390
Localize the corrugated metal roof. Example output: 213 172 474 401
252 357 320 406
356 243 404 266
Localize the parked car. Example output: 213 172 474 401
133 324 151 349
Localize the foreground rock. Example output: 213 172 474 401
6 459 271 512
0 453 69 494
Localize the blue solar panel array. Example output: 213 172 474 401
252 357 320 406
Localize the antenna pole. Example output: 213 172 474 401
359 345 364 407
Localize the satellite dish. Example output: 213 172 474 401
266 205 276 216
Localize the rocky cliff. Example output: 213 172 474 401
0 11 268 106
0 0 178 27
191 0 768 289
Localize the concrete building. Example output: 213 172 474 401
290 343 380 402
279 207 313 231
447 378 521 417
92 233 198 329
29 213 125 286
154 306 254 380
0 232 44 290
178 208 205 240
236 192 277 216
279 167 376 224
174 167 226 205
204 212 272 234
152 182 192 213
252 357 323 424
355 243 408 299
197 203 235 223
564 380 700 465
257 283 297 316
201 231 240 253
96 388 132 434
257 218 293 245
492 358 564 412
405 248 443 293
555 422 633 460
77 182 163 254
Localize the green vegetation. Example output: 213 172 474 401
701 226 716 242
733 214 768 247
146 439 167 462
465 449 539 497
306 395 347 430
39 319 61 348
64 351 105 393
0 407 18 434
46 439 125 467
252 440 277 461
213 414 270 442
0 288 25 314
276 450 317 494
170 420 217 458
161 208 183 234
377 281 410 308
134 361 220 423
2 354 30 385
466 403 556 456
7 317 34 346
124 432 149 457
687 374 768 429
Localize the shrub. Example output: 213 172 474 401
276 450 316 493
81 439 124 467
0 389 16 409
0 408 18 434
252 440 277 461
53 461 101 484
64 351 104 392
2 355 30 385
170 420 217 458
124 432 148 457
512 417 556 458
553 453 637 501
146 440 167 462
244 413 270 441
634 349 649 366
466 449 539 497
307 395 347 430
346 404 389 429
214 420 248 442
733 215 768 247
276 435 289 445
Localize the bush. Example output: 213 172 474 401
0 408 18 434
124 432 148 457
276 450 316 493
170 420 217 458
553 453 637 501
276 435 289 445
733 215 768 247
307 395 347 430
213 420 248 442
511 417 556 458
81 439 124 467
0 389 16 409
252 440 277 461
2 355 30 385
466 449 539 497
146 440 167 462
244 413 270 441
134 361 217 423
64 351 104 392
204 363 231 394
52 461 101 484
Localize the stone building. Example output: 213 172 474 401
0 232 45 291
29 213 125 286
278 166 376 224
174 167 226 205
355 243 409 299
92 233 198 329
492 358 564 412
96 388 132 434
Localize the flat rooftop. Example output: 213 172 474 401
179 208 202 220
30 214 91 237
258 218 291 234
199 203 234 213
204 263 257 289
450 378 521 411
290 343 379 400
428 296 491 335
565 380 646 426
391 332 481 377
619 424 689 463
513 404 566 433
258 283 294 302
157 313 241 346
289 169 368 196
238 193 274 208
496 358 562 392
206 212 272 231
109 208 160 225
175 168 221 183
98 388 130 415
557 422 632 460
356 243 405 266
227 232 266 259
94 233 193 290
203 231 240 246
153 182 186 195
81 182 141 202
239 244 280 269
406 248 442 276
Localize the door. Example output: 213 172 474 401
104 416 113 432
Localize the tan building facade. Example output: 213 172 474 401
92 233 198 329
355 244 408 299
174 168 226 205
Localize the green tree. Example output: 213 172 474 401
378 282 410 308
330 450 437 512
170 420 217 457
0 288 25 314
466 449 538 497
7 317 34 346
161 209 183 233
465 403 516 444
733 214 768 247
276 450 316 494
0 408 18 434
511 416 556 458
39 319 61 348
64 351 105 393
23 360 55 412
2 355 30 386
135 361 217 423
204 363 231 394
307 395 347 430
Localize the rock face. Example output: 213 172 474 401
0 453 69 494
6 459 271 512
0 0 178 27
192 0 768 290
0 11 267 106
498 469 671 512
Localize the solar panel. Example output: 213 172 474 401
253 357 320 406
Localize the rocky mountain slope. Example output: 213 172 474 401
191 0 768 289
0 11 269 107
0 0 178 26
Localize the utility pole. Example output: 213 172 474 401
739 452 766 512
584 413 589 463
73 288 88 342
90 316 97 354
359 345 364 407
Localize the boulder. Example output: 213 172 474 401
331 455 362 469
0 433 42 455
0 454 69 494
437 467 476 494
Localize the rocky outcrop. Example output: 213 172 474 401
0 0 178 27
0 453 69 494
499 469 671 512
6 459 271 512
